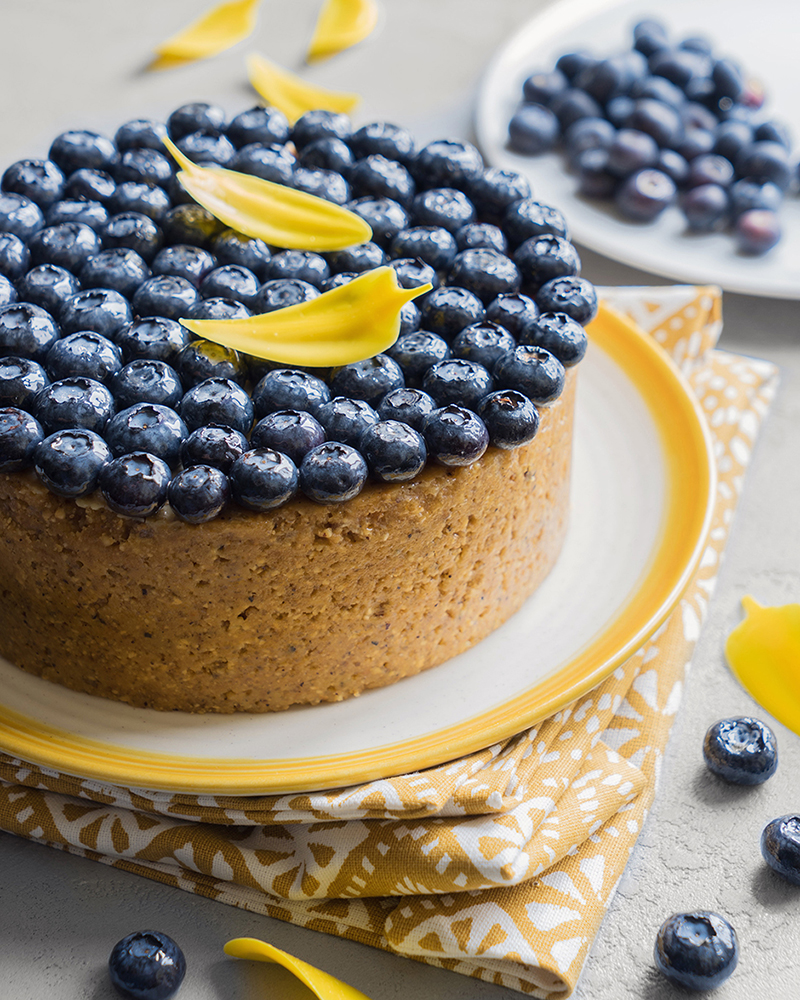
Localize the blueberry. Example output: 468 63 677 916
65 168 117 204
0 232 29 281
252 278 320 314
320 272 357 292
466 167 531 225
232 143 295 185
326 241 386 274
151 245 217 288
33 375 114 438
46 331 122 384
0 276 16 309
606 129 659 178
728 180 783 219
45 198 109 232
49 130 118 175
713 120 754 163
711 58 744 101
423 357 494 409
250 409 326 466
61 288 133 338
349 121 416 163
264 251 330 288
555 51 596 81
316 396 378 448
19 267 78 322
168 465 230 523
387 330 451 387
230 447 298 510
680 35 713 56
105 402 186 466
299 441 367 503
677 128 715 162
2 159 66 209
388 258 438 293
115 148 174 188
389 227 456 271
347 196 409 247
736 141 793 191
451 321 516 369
447 248 520 304
507 103 560 155
28 222 101 272
535 276 598 326
360 420 427 482
411 139 483 190
522 69 568 105
681 184 730 232
211 229 271 280
455 223 507 254
109 181 171 221
109 930 186 1000
377 386 436 430
703 716 778 784
420 286 485 340
252 368 330 418
0 192 44 241
101 212 163 263
680 101 718 133
176 339 247 388
735 209 781 255
330 354 405 405
34 427 111 497
100 451 171 517
549 88 603 130
110 360 183 410
81 248 151 299
519 312 587 367
513 235 580 295
410 187 475 234
180 425 248 473
687 154 734 189
654 912 738 991
615 168 677 221
291 167 350 205
349 154 416 205
175 130 236 167
178 377 254 433
0 406 43 470
423 404 488 466
292 110 352 149
754 120 791 148
563 117 616 162
605 95 636 128
494 345 565 404
161 204 223 248
133 275 200 320
761 815 800 886
485 292 540 340
649 47 712 90
167 102 225 141
575 51 648 104
187 297 253 322
399 300 421 335
0 356 49 410
633 19 669 58
503 199 568 245
0 303 60 361
200 265 260 307
116 317 190 364
656 148 689 187
477 390 540 449
298 137 355 175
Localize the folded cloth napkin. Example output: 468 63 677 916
0 286 779 997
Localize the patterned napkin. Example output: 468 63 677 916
0 287 778 997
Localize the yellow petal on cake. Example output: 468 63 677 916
153 0 261 64
247 53 360 123
307 0 380 63
224 938 374 1000
163 136 371 250
181 266 430 367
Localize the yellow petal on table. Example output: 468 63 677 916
181 266 430 367
307 0 379 62
247 53 360 123
153 0 261 63
163 137 371 250
225 938 374 1000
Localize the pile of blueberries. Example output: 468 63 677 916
508 18 796 254
0 101 596 523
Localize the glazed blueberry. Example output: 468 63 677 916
108 930 186 1000
298 137 354 175
455 223 507 254
503 199 568 245
702 717 778 784
452 321 516 369
361 420 427 482
116 317 190 364
735 209 781 255
486 292 540 339
654 912 738 991
423 404 488 466
606 129 660 178
188 297 253 323
199 265 260 307
0 407 43 470
507 103 559 155
0 233 28 283
211 229 271 280
687 154 734 189
253 278 320 314
423 357 494 408
167 102 225 141
761 816 800 886
114 148 173 188
168 464 230 523
0 357 49 410
110 360 183 409
478 390 540 449
291 166 350 205
265 251 330 289
64 168 116 204
494 345 565 404
176 340 247 388
729 180 783 219
412 139 484 190
28 222 101 272
61 289 132 338
467 167 530 224
232 143 295 185
180 425 248 473
179 377 254 433
387 330 451 387
226 105 290 148
0 276 16 309
320 272 357 292
377 386 436 431
736 141 793 191
0 303 60 361
522 69 568 105
410 188 475 234
299 441 367 503
519 312 587 367
230 447 298 510
388 258 437 293
109 181 171 221
316 396 379 448
45 198 109 233
34 375 115 434
349 122 416 163
513 235 580 295
133 275 200 320
161 204 223 248
0 193 43 243
389 227 456 271
399 300 421 335
253 368 330 418
616 168 677 221
330 354 405 404
45 331 122 384
49 131 117 175
176 130 236 167
349 155 416 206
420 285 485 340
348 196 409 247
34 427 111 497
549 88 603 130
535 276 598 326
2 159 66 209
151 245 217 289
250 409 326 466
105 402 186 466
101 212 163 263
20 267 79 321
682 184 730 232
100 451 171 517
292 110 352 149
447 248 520 304
326 241 386 274
80 248 151 299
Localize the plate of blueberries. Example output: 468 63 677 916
475 0 800 297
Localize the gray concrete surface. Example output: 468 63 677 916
1 1 799 997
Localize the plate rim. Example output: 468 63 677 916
0 307 715 794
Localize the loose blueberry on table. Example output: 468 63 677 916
761 815 800 885
702 716 778 784
108 929 186 1000
654 911 739 991
0 102 595 522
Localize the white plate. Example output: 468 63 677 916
0 309 714 794
475 0 800 298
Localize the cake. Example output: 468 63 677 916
0 104 595 713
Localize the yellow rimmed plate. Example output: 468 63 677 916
0 306 714 794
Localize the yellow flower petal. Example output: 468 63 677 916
247 53 360 124
181 266 431 367
307 0 380 63
154 0 261 62
164 136 371 251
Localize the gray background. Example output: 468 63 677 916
1 1 799 997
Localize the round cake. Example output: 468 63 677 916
0 103 595 713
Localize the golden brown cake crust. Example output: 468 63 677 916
0 371 576 713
